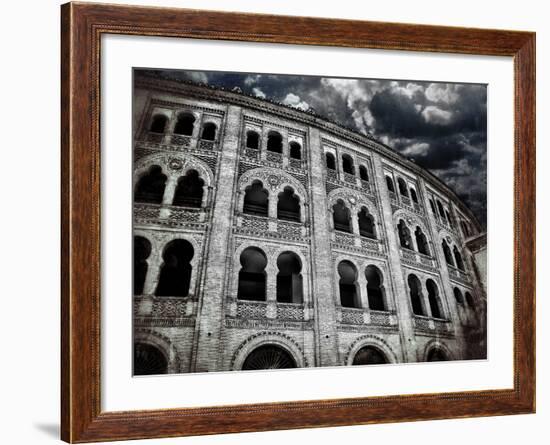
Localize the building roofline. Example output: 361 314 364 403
134 70 482 229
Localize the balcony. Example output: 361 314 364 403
266 151 283 165
339 307 397 328
134 203 208 225
236 213 308 240
413 315 452 334
233 299 307 322
399 248 437 271
134 295 196 326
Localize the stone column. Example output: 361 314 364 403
307 127 340 367
162 176 178 206
192 105 242 372
357 273 369 310
371 153 418 362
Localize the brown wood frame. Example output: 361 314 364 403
61 1 536 442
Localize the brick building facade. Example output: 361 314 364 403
132 72 487 375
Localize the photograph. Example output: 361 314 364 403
132 68 488 374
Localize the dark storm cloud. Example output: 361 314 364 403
144 69 487 227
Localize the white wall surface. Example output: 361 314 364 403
0 0 545 444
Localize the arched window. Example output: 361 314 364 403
332 199 352 233
398 178 409 197
289 142 302 160
453 246 465 270
427 348 448 362
465 291 475 308
386 176 395 193
445 210 453 227
276 252 303 304
155 239 194 297
437 200 446 219
358 207 376 239
415 226 429 255
408 274 424 315
359 165 369 181
365 265 385 311
149 114 167 133
134 343 168 375
242 345 296 370
338 261 360 308
277 187 301 222
237 247 267 301
134 236 151 295
325 152 336 170
342 154 355 175
352 346 387 365
429 199 437 216
442 240 454 266
172 169 204 208
173 112 195 136
454 287 464 305
410 188 418 203
243 180 269 217
201 122 216 141
267 131 283 153
426 279 442 319
135 165 167 204
246 130 260 149
398 219 414 250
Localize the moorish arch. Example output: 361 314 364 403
231 332 308 370
423 339 455 362
345 334 399 365
133 153 214 207
133 329 181 374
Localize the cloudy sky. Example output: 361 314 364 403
144 69 487 227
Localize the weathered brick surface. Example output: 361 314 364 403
132 75 486 373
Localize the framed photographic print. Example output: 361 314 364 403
61 2 535 442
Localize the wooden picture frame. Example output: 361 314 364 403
61 2 535 442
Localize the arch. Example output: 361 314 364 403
365 265 385 311
134 329 181 374
453 246 465 270
445 210 454 227
149 114 168 133
410 188 418 203
358 207 376 239
461 220 471 237
134 236 151 295
277 186 301 222
325 152 336 170
454 286 464 305
442 239 454 266
173 112 195 136
242 344 297 370
133 342 168 375
359 165 369 181
397 219 414 250
397 178 409 197
237 247 267 301
386 176 395 193
172 169 204 208
276 252 303 304
134 165 167 204
267 131 283 153
352 346 388 365
289 141 302 160
243 180 269 217
429 199 437 216
338 260 360 308
427 348 449 362
231 332 307 370
342 154 355 175
426 279 442 319
345 335 399 365
423 340 454 362
246 130 260 149
465 291 475 308
437 200 446 219
155 239 194 297
408 274 424 316
333 199 352 233
201 122 217 141
415 226 430 255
